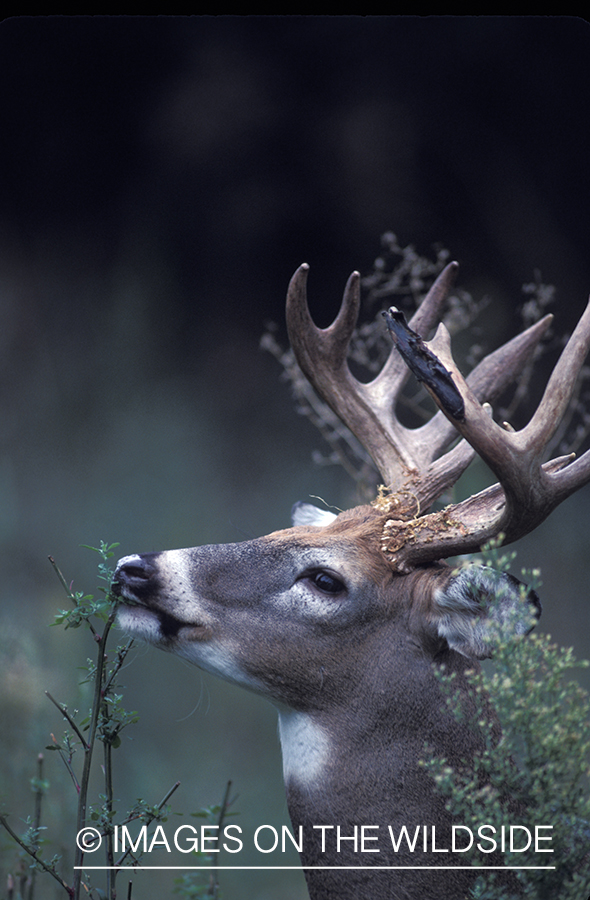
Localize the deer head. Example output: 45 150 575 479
114 262 590 900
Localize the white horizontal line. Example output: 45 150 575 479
75 865 556 871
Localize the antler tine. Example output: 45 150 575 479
286 262 561 510
419 312 554 461
286 264 417 486
466 314 553 401
286 262 478 493
286 264 361 376
384 454 581 572
451 296 590 524
523 296 590 452
371 261 554 508
408 260 460 335
382 295 590 571
374 262 460 392
374 263 553 488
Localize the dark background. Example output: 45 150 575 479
1 16 590 899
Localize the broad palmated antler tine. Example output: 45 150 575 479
375 262 460 391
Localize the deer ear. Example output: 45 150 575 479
291 502 338 528
433 566 541 659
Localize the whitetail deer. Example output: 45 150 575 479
115 262 590 900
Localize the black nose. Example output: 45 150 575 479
113 553 159 595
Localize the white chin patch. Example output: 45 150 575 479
176 642 259 690
118 605 263 695
278 710 330 788
117 605 163 643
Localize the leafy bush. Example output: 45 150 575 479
0 544 234 900
422 544 590 899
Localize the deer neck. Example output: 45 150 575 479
277 647 486 838
276 655 488 900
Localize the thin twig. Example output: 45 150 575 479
47 733 81 794
27 753 44 900
102 638 135 696
114 781 182 868
155 781 182 811
208 780 234 899
48 555 99 638
0 814 73 897
72 611 117 900
45 692 89 750
104 734 115 900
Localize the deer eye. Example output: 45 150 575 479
310 571 346 595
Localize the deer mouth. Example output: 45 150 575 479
113 555 211 642
116 597 212 644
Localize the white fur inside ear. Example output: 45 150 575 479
434 565 538 659
291 502 338 528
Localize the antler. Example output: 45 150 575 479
383 298 590 569
287 262 552 514
286 262 590 571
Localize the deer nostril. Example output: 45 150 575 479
122 563 151 580
115 555 157 585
